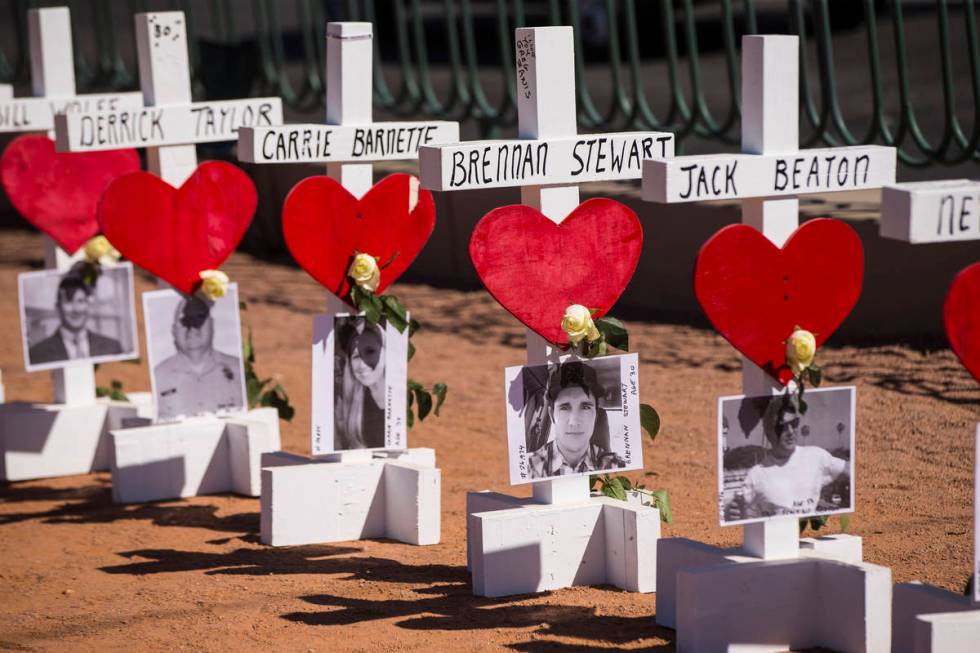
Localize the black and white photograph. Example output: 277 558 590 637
310 313 408 454
143 285 247 422
18 262 139 372
718 386 855 526
505 353 643 485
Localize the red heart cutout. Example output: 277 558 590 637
1 135 139 253
944 262 980 384
282 173 435 297
694 218 864 385
469 198 642 345
97 161 257 294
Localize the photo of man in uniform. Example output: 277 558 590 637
151 294 245 421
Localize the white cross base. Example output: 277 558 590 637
889 424 980 652
107 407 280 503
236 22 445 546
0 8 152 482
260 448 439 546
0 393 153 481
467 488 660 596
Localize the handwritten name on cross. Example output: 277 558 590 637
54 11 283 187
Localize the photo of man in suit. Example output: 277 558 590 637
28 270 123 366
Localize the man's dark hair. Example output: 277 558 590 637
57 272 93 302
545 361 605 404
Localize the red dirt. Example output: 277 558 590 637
0 231 975 651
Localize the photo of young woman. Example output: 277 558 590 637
334 316 387 449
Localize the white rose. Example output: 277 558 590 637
198 269 229 300
786 327 817 374
562 304 600 345
348 253 381 292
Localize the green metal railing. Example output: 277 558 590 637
1 1 978 166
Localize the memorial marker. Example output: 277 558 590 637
55 12 283 187
0 7 150 482
642 35 896 649
881 179 980 243
238 21 452 547
420 26 666 598
46 10 283 504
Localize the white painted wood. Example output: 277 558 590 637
54 99 283 152
0 93 144 133
109 407 281 504
0 394 152 481
239 22 450 547
642 145 895 203
880 180 980 243
21 8 102 408
239 121 459 164
419 132 673 191
893 582 980 653
259 448 439 546
676 557 891 652
0 85 12 100
799 533 863 563
50 11 283 188
28 7 74 99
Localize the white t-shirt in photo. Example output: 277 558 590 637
742 445 846 516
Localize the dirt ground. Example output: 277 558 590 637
0 230 975 652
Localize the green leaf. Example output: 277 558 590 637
406 405 415 429
807 364 822 387
595 316 629 351
408 318 421 337
239 301 248 311
432 383 448 416
95 386 110 398
602 476 627 501
639 403 661 442
407 378 425 392
380 294 408 333
242 329 255 365
650 489 672 524
111 379 123 390
415 388 433 421
589 474 602 491
407 341 416 361
361 295 382 325
839 514 850 532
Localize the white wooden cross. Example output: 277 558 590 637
880 179 980 243
54 11 283 189
1 7 143 407
236 21 454 547
238 21 459 456
421 26 673 504
644 34 896 559
640 36 899 648
418 26 670 597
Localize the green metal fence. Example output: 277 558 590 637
1 1 978 166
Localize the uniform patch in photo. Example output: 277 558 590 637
717 386 856 526
505 353 643 485
143 285 247 422
18 262 139 372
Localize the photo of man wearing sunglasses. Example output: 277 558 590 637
144 287 246 422
721 388 852 524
